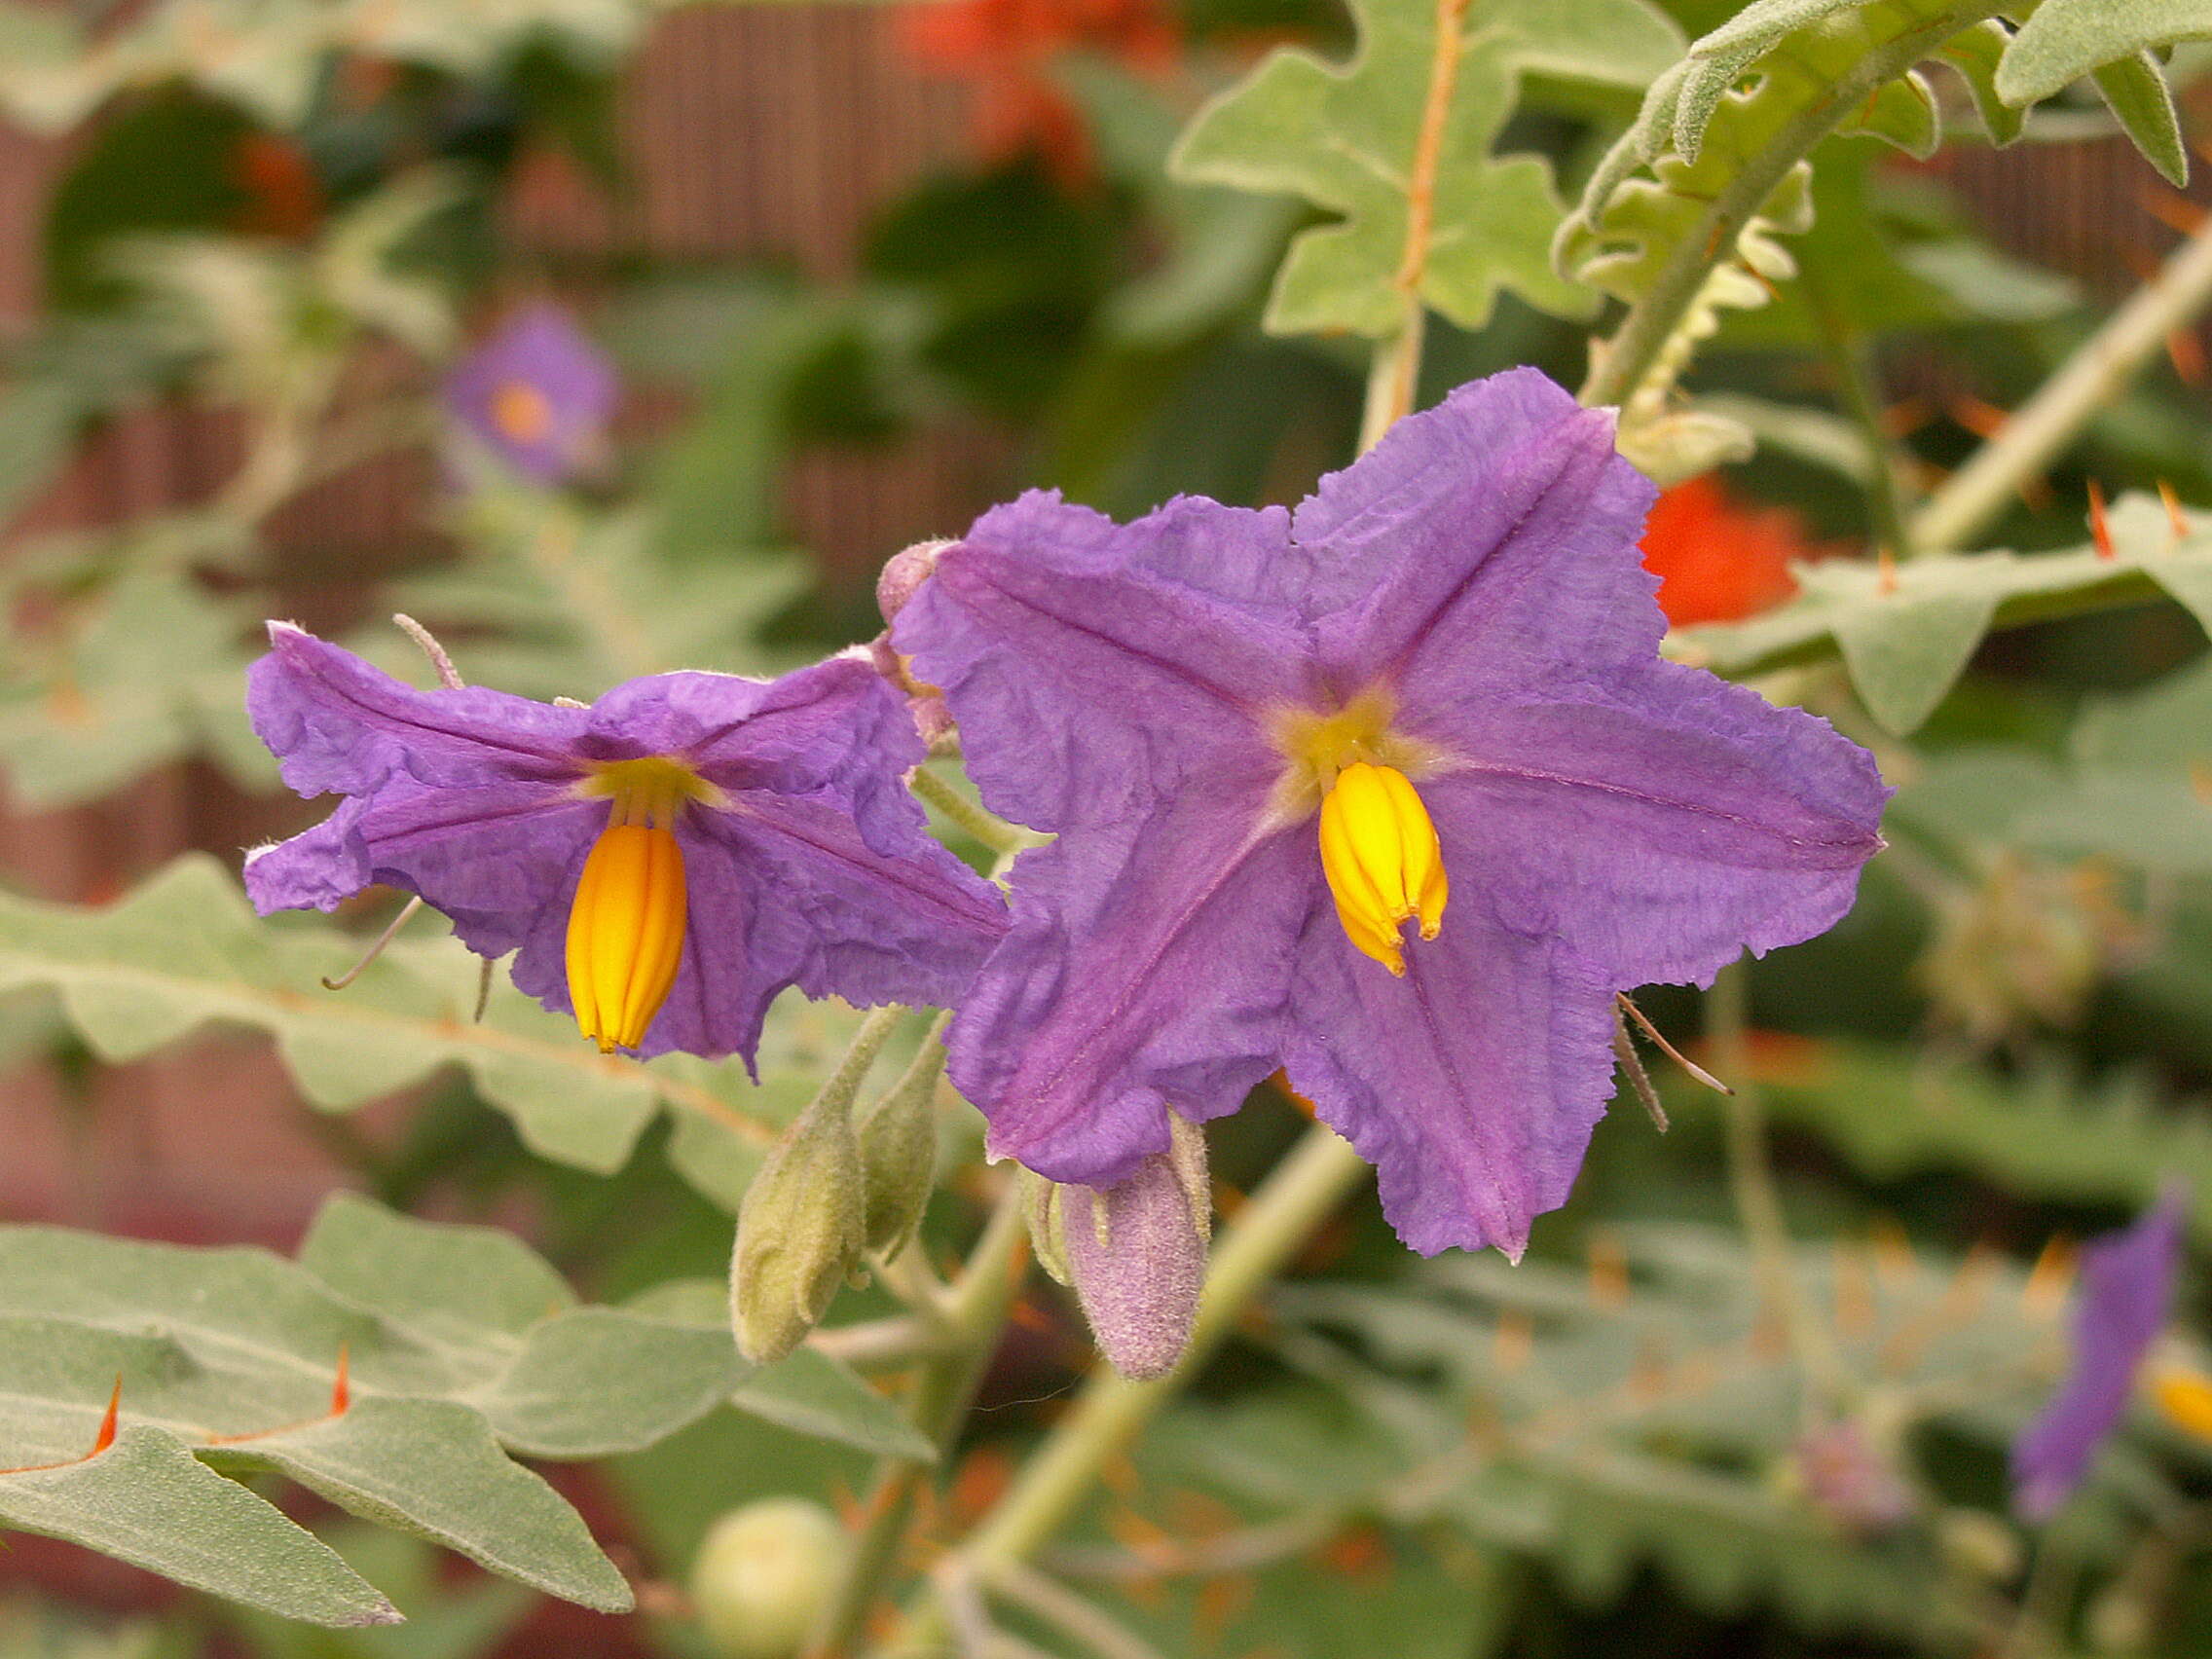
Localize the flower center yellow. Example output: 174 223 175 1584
565 758 720 1053
491 380 554 446
2151 1365 2212 1442
1269 690 1450 975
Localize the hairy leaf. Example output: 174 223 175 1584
0 854 781 1176
1169 0 1679 336
0 1196 768 1619
1675 492 2212 732
1997 0 2212 107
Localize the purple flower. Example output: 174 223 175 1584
244 625 1009 1062
2012 1190 2189 1522
445 304 618 485
895 369 1888 1256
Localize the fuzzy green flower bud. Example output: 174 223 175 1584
1060 1116 1212 1381
689 1497 849 1659
857 1030 948 1257
730 1089 866 1364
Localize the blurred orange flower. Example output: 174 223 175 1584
1639 473 1824 627
899 0 1178 182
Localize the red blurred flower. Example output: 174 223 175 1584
899 0 1179 182
229 133 324 240
1640 473 1823 627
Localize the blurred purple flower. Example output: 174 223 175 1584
2013 1189 2189 1521
244 625 1008 1061
445 304 618 484
895 369 1889 1256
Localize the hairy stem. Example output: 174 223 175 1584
807 1185 1030 1659
1910 208 2212 552
1360 306 1427 454
1708 960 1843 1419
1579 1 2003 413
878 1128 1372 1655
907 764 1039 860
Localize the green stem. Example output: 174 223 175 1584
1359 304 1426 453
1578 2 2003 413
1910 207 2212 552
807 1186 1030 1659
907 765 1037 860
1802 261 1917 559
878 1128 1372 1655
1707 961 1842 1419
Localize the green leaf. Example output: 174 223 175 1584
1676 491 2212 732
0 1196 782 1619
728 1349 935 1461
0 1426 397 1628
1938 18 2026 143
1997 0 2212 107
1169 0 1677 335
2091 53 2189 188
0 854 781 1177
1840 68 1939 157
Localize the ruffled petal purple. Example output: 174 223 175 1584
249 625 586 797
1282 886 1619 1258
1421 662 1889 987
2012 1190 2188 1521
947 791 1315 1188
894 491 1307 832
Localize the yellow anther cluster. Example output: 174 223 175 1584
1317 760 1448 976
566 758 711 1052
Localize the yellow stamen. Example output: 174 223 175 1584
566 758 715 1052
1317 761 1447 976
2151 1366 2212 1443
491 380 554 446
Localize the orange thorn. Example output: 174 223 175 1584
1876 544 1899 597
1947 393 2009 439
92 1377 121 1456
1586 1232 1630 1310
2140 181 2209 237
2168 327 2207 387
1879 395 1934 438
1492 1308 1533 1375
2025 1235 2077 1315
2088 479 2116 560
2161 479 2191 542
329 1344 350 1417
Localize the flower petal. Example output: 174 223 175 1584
246 772 598 957
945 791 1315 1187
1421 662 1888 987
2012 1190 2188 1520
895 490 1308 832
249 624 587 798
1283 890 1619 1258
1292 370 1660 695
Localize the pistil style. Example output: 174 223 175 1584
1317 761 1447 974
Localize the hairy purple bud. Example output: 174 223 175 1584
871 539 957 744
876 539 952 628
1061 1118 1211 1380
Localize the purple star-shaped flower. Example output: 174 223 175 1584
445 303 618 485
895 369 1889 1256
244 625 1009 1062
2012 1189 2188 1522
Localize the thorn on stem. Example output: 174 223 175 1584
1876 544 1899 597
2087 479 2115 561
329 1345 351 1417
2160 479 2191 544
92 1377 121 1456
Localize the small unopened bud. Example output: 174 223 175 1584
857 1034 946 1257
689 1497 849 1659
1021 1168 1074 1288
1935 1508 2022 1584
731 1093 866 1364
1061 1118 1212 1381
1790 1421 1913 1536
876 538 951 628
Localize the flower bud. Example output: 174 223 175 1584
875 538 952 628
1935 1508 2021 1584
857 1037 945 1257
1021 1167 1074 1288
730 1092 866 1364
1061 1119 1212 1381
1790 1421 1912 1536
689 1497 849 1659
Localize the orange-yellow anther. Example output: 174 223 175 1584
1317 761 1447 976
2151 1366 2212 1442
567 762 702 1052
491 380 554 446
